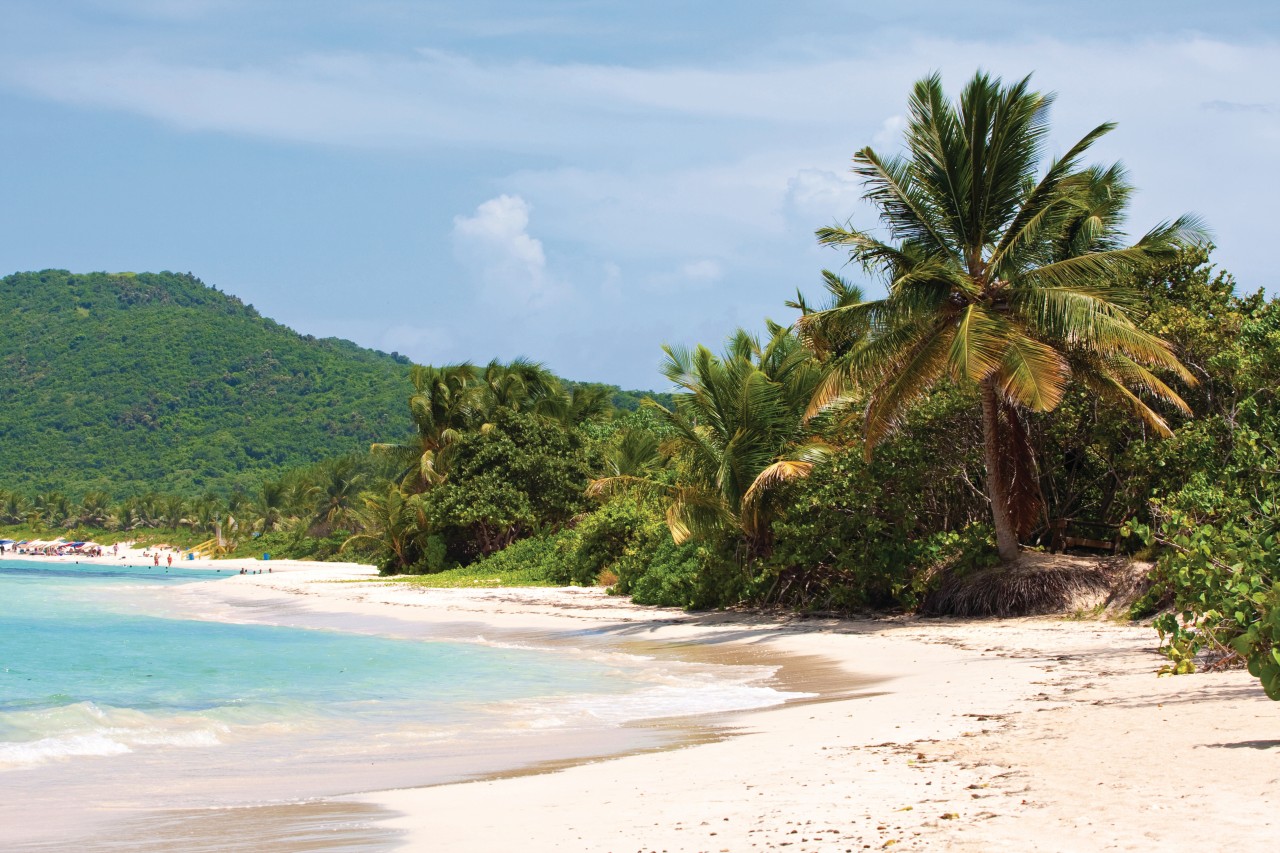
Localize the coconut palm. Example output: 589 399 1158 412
343 485 429 572
308 455 366 535
803 71 1205 561
593 326 829 552
253 479 288 533
600 426 665 478
110 499 141 532
187 495 223 534
536 383 613 427
372 363 482 491
0 490 28 525
77 491 113 528
157 494 187 530
35 492 71 528
480 358 558 415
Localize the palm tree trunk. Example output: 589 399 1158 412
980 378 1021 563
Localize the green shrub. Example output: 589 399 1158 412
758 435 990 612
610 531 746 610
551 496 657 587
465 531 571 581
1129 405 1280 698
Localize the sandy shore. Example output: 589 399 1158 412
162 565 1275 852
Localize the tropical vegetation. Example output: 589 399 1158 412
801 72 1204 562
4 71 1279 699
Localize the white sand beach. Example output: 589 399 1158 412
172 564 1279 852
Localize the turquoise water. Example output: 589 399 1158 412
0 560 625 768
0 559 800 847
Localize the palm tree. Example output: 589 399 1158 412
480 358 558 415
36 491 71 528
253 479 288 533
593 326 829 553
157 494 187 530
373 363 481 491
802 71 1204 562
600 426 664 478
536 383 614 427
110 499 141 532
77 491 113 528
0 490 28 525
308 455 366 535
135 493 163 529
343 485 429 572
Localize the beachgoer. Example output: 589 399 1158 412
167 553 172 567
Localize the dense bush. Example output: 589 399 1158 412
550 496 659 586
453 531 573 584
1130 398 1280 696
425 410 594 562
612 533 747 610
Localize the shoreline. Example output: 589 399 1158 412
191 565 1278 850
8 558 1277 850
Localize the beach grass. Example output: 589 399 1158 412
376 564 561 588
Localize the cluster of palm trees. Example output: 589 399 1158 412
0 458 369 541
592 322 839 556
2 359 615 568
345 359 615 569
4 73 1205 584
597 71 1203 570
373 359 611 492
0 488 234 534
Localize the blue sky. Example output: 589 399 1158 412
2 1 1277 388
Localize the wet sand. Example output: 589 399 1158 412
12 560 1278 851
223 568 1277 851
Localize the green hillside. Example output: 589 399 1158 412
0 270 415 497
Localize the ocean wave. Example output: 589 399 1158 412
0 701 227 769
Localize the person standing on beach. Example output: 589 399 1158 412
167 553 173 567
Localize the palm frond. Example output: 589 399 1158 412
947 303 1008 382
586 475 672 502
864 318 956 450
994 333 1069 411
989 120 1115 273
850 146 957 260
1078 370 1175 437
803 364 856 422
1099 354 1193 415
740 454 826 539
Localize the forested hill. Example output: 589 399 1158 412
0 270 417 497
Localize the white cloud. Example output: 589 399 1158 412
681 259 722 282
20 32 1267 287
451 194 560 307
5 35 1277 159
872 114 906 149
784 167 864 225
4 23 1279 383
